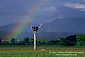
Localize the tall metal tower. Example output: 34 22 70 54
30 23 42 50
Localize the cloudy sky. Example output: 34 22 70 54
0 0 85 26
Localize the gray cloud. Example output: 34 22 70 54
0 0 85 26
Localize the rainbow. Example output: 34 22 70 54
7 0 51 40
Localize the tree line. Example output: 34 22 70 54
0 34 85 46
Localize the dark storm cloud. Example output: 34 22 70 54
0 0 85 26
0 0 51 25
0 0 34 25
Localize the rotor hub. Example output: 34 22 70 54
32 26 38 31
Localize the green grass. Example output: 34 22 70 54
0 45 33 47
0 45 85 48
0 47 85 57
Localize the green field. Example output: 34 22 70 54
0 45 85 47
0 46 85 57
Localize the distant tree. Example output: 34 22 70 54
39 41 46 45
76 34 84 46
83 35 85 41
64 35 76 46
10 38 16 45
15 39 21 45
31 38 34 40
47 40 59 45
23 37 30 45
2 41 10 45
19 41 25 45
30 38 34 45
64 40 75 46
38 41 42 45
59 38 65 46
82 41 85 46
65 35 77 43
0 39 1 45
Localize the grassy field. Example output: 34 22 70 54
0 45 85 47
0 46 85 57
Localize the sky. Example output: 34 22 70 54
0 0 85 26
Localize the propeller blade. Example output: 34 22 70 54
38 24 42 29
30 23 32 29
30 23 34 34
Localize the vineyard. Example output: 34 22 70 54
0 47 85 57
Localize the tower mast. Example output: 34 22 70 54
34 31 36 50
30 23 42 50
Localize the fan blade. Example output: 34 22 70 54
30 23 32 29
38 24 42 29
30 23 34 34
